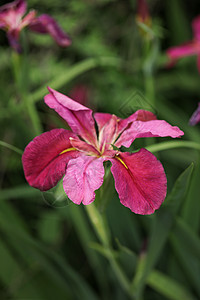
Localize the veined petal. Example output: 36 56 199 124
63 156 105 205
110 149 167 215
166 42 200 59
118 110 157 133
94 112 114 132
44 87 98 147
115 119 184 148
29 14 71 47
189 102 200 126
69 137 100 156
22 129 79 191
98 114 118 152
192 15 200 41
94 110 157 148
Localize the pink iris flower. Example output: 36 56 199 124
22 88 184 215
189 102 200 125
0 0 71 52
166 16 200 73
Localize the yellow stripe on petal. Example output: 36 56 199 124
59 148 76 155
116 156 128 169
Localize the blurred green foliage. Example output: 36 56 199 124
0 0 200 299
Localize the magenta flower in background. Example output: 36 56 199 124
0 0 71 52
189 102 200 125
136 0 151 25
22 88 184 215
69 84 89 106
166 15 200 73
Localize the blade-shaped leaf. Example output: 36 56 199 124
131 163 194 299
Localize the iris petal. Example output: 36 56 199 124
22 129 79 191
109 149 167 214
63 156 105 205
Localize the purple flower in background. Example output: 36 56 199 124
22 88 184 215
0 0 71 52
189 103 200 125
166 16 200 73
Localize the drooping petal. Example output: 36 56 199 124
166 42 200 59
192 15 200 41
22 129 79 191
44 87 98 147
189 102 200 126
115 119 184 148
29 14 71 47
109 149 167 215
63 156 105 205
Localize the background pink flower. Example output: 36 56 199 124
189 102 200 125
0 0 71 52
166 15 200 73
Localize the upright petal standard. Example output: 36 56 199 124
22 88 184 215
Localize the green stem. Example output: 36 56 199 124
28 57 123 104
0 141 23 155
85 203 110 247
23 94 42 136
85 203 132 297
144 72 154 106
11 50 42 136
146 141 200 153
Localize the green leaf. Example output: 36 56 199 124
173 218 200 261
0 199 98 300
28 57 122 104
181 155 200 232
170 234 200 297
147 270 197 300
165 0 190 45
171 216 200 295
37 211 62 244
130 163 194 299
1 185 41 200
0 140 23 155
68 204 109 292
